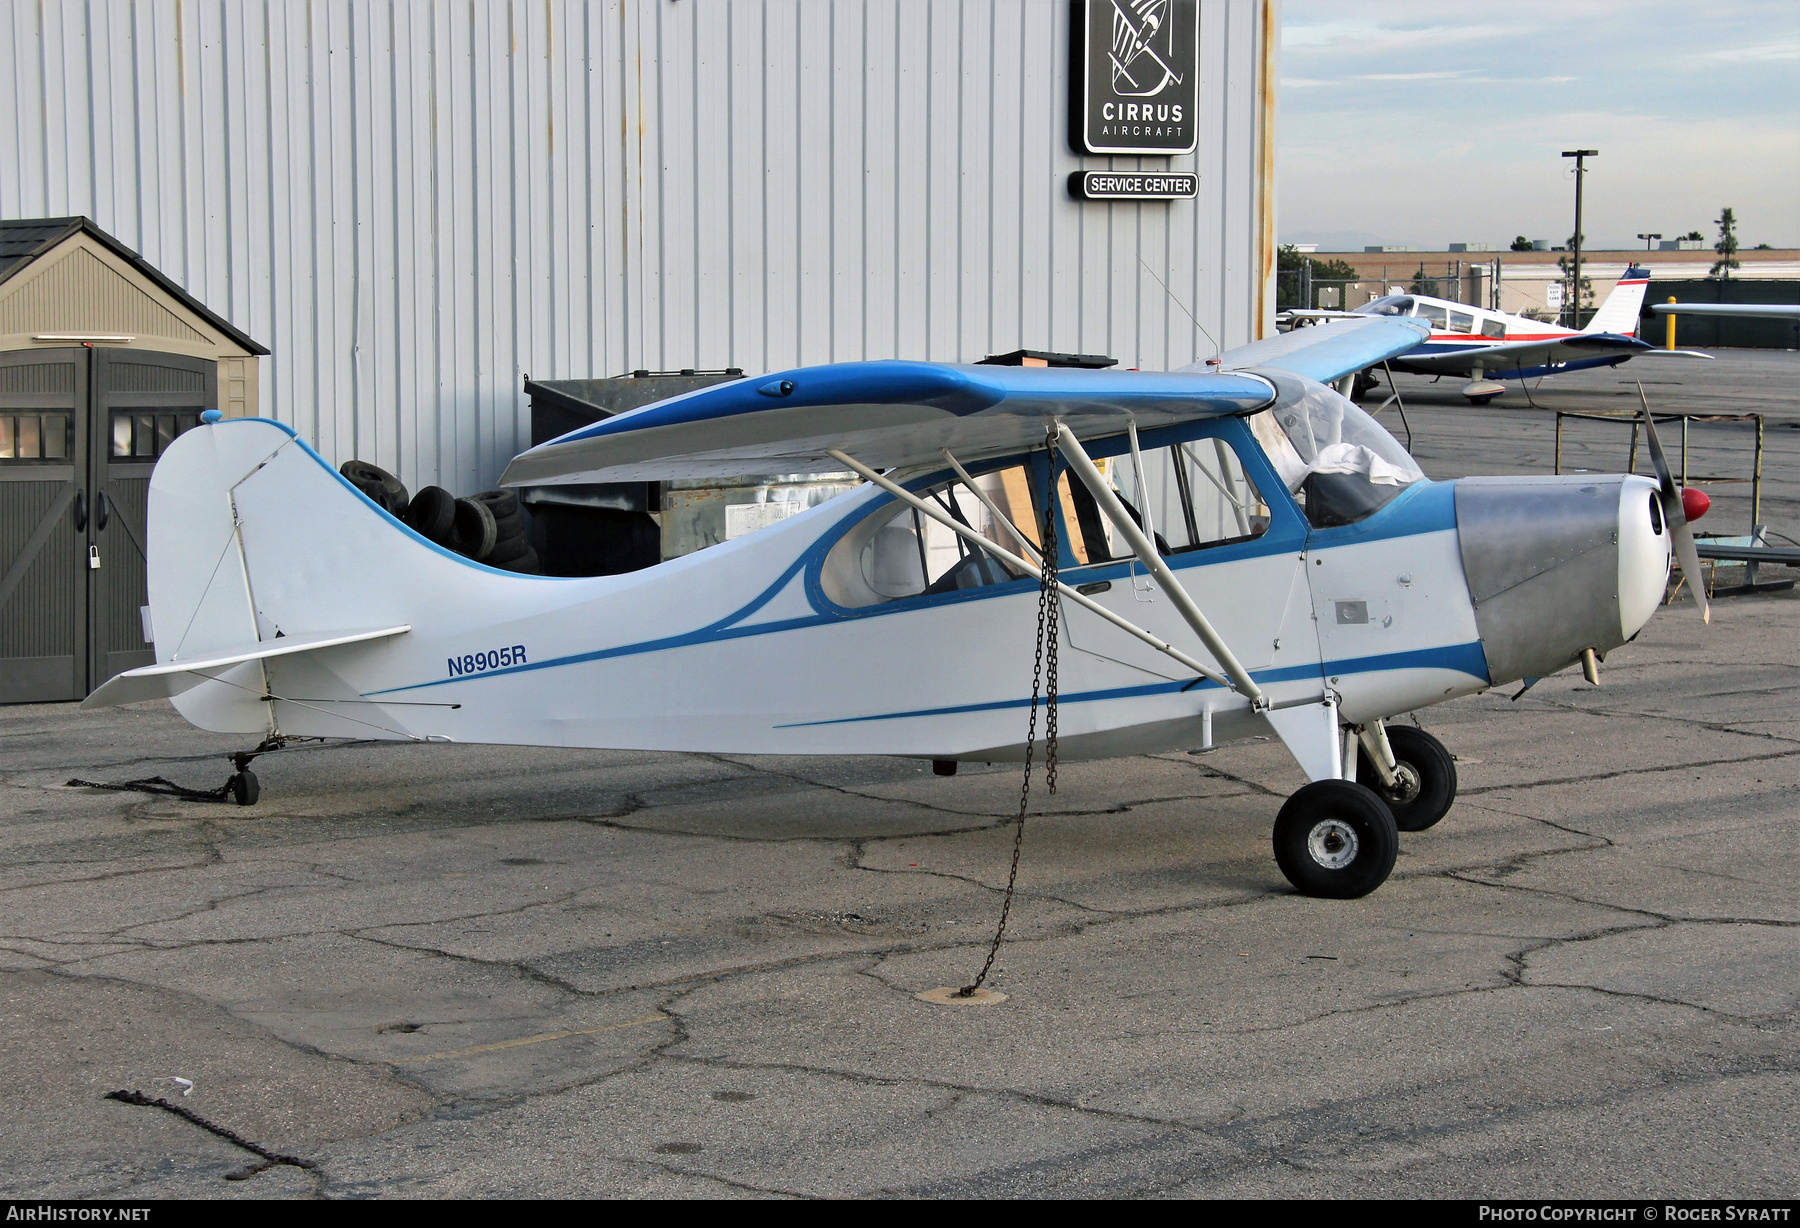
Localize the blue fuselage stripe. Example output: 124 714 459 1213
771 642 1491 728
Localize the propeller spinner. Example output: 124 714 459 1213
1636 386 1710 624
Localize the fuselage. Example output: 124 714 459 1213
140 398 1672 765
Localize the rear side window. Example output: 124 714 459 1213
821 463 1038 608
1481 317 1507 339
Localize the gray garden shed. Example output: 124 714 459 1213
1 217 269 703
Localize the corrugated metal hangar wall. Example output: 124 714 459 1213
3 0 1277 491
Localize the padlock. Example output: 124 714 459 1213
88 545 101 570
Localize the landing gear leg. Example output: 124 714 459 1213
1355 723 1457 831
1272 780 1399 898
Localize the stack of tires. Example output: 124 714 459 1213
340 461 540 573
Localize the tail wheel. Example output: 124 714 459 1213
1356 725 1457 832
228 769 260 807
1273 780 1398 899
450 497 498 560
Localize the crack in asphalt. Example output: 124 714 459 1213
8 627 1799 1196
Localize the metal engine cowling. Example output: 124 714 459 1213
1455 475 1670 687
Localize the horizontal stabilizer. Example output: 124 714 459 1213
82 625 412 708
1202 316 1430 385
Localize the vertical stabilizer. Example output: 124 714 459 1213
1583 264 1652 335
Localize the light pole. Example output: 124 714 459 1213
1562 150 1598 328
1637 232 1662 251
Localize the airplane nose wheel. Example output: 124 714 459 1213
1273 780 1398 898
1355 725 1457 832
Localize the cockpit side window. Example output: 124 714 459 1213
820 462 1039 608
1253 378 1425 529
1414 301 1449 329
1093 437 1271 561
1355 295 1413 317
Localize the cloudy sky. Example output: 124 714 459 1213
1278 1 1800 252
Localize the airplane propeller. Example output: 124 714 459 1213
1636 387 1710 624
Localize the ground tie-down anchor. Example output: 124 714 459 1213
104 1089 317 1180
66 734 308 808
918 431 1062 1009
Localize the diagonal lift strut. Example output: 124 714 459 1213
1053 424 1265 704
825 447 1241 694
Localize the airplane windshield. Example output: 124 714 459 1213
1249 380 1424 528
1354 295 1413 316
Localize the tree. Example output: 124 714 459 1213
1276 246 1363 310
1710 207 1740 281
1510 235 1534 252
1683 230 1704 241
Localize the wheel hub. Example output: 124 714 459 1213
1306 818 1360 870
1381 761 1422 806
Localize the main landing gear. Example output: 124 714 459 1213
1273 781 1399 898
1272 723 1460 898
1356 725 1457 832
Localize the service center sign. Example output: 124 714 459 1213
1077 0 1199 155
1069 171 1197 200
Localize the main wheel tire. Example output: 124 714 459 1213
340 460 410 517
1273 780 1399 899
1356 725 1457 832
1350 371 1380 403
450 497 498 560
1466 393 1501 407
406 486 457 543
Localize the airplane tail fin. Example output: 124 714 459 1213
1583 264 1652 335
117 418 539 737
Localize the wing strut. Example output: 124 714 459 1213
824 448 1237 693
1053 424 1266 706
939 449 1042 563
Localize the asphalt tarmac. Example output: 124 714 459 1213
2 350 1796 1199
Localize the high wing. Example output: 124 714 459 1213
1396 331 1652 377
502 361 1272 486
1203 315 1429 383
501 319 1429 487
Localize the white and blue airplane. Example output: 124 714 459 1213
1285 265 1711 404
85 316 1708 900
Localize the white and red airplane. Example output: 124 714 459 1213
1283 264 1710 405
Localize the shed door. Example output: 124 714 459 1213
0 349 87 702
89 350 215 688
